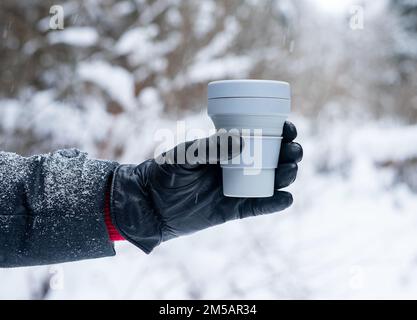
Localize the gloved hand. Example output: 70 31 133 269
110 121 303 253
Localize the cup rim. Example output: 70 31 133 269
208 79 290 100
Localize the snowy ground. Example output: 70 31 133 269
1 111 417 300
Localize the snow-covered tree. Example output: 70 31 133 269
0 0 299 157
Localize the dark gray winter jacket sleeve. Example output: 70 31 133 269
0 149 119 268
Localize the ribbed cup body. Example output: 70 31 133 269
207 80 291 197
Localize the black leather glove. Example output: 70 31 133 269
110 121 303 253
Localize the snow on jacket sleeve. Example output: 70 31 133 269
0 148 118 267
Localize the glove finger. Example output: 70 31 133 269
239 191 293 219
205 131 244 164
275 163 298 189
282 121 297 143
182 131 244 168
279 142 303 164
155 132 243 168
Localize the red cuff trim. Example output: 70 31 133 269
104 187 124 241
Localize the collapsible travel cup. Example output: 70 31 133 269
207 80 291 197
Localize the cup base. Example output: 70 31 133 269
222 168 275 198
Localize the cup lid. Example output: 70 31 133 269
208 79 290 100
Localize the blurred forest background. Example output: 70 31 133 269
1 0 416 156
1 0 417 299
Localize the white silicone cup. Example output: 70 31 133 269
222 168 276 198
221 136 282 198
221 136 282 169
207 80 291 198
